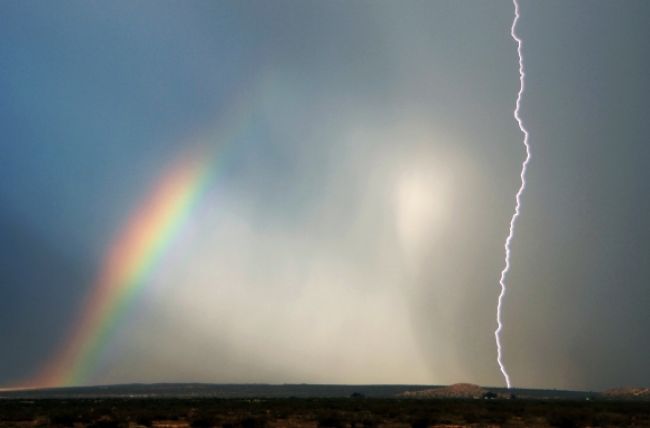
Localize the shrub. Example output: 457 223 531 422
318 415 345 428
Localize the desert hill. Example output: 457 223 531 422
399 383 488 399
603 387 650 399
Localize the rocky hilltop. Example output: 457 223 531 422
603 387 650 399
399 383 488 399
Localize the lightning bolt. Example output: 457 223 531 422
495 0 531 389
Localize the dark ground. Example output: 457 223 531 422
1 397 650 428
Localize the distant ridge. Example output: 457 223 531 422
0 383 437 399
0 383 604 400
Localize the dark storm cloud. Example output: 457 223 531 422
0 211 93 382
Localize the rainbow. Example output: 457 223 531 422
32 150 213 387
6 75 264 390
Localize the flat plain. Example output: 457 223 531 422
2 396 650 428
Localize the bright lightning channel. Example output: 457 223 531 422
495 0 531 389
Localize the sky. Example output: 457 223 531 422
1 0 649 391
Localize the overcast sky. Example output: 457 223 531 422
1 0 649 391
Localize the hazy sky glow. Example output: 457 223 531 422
1 1 649 391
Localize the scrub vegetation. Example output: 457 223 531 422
1 397 649 428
